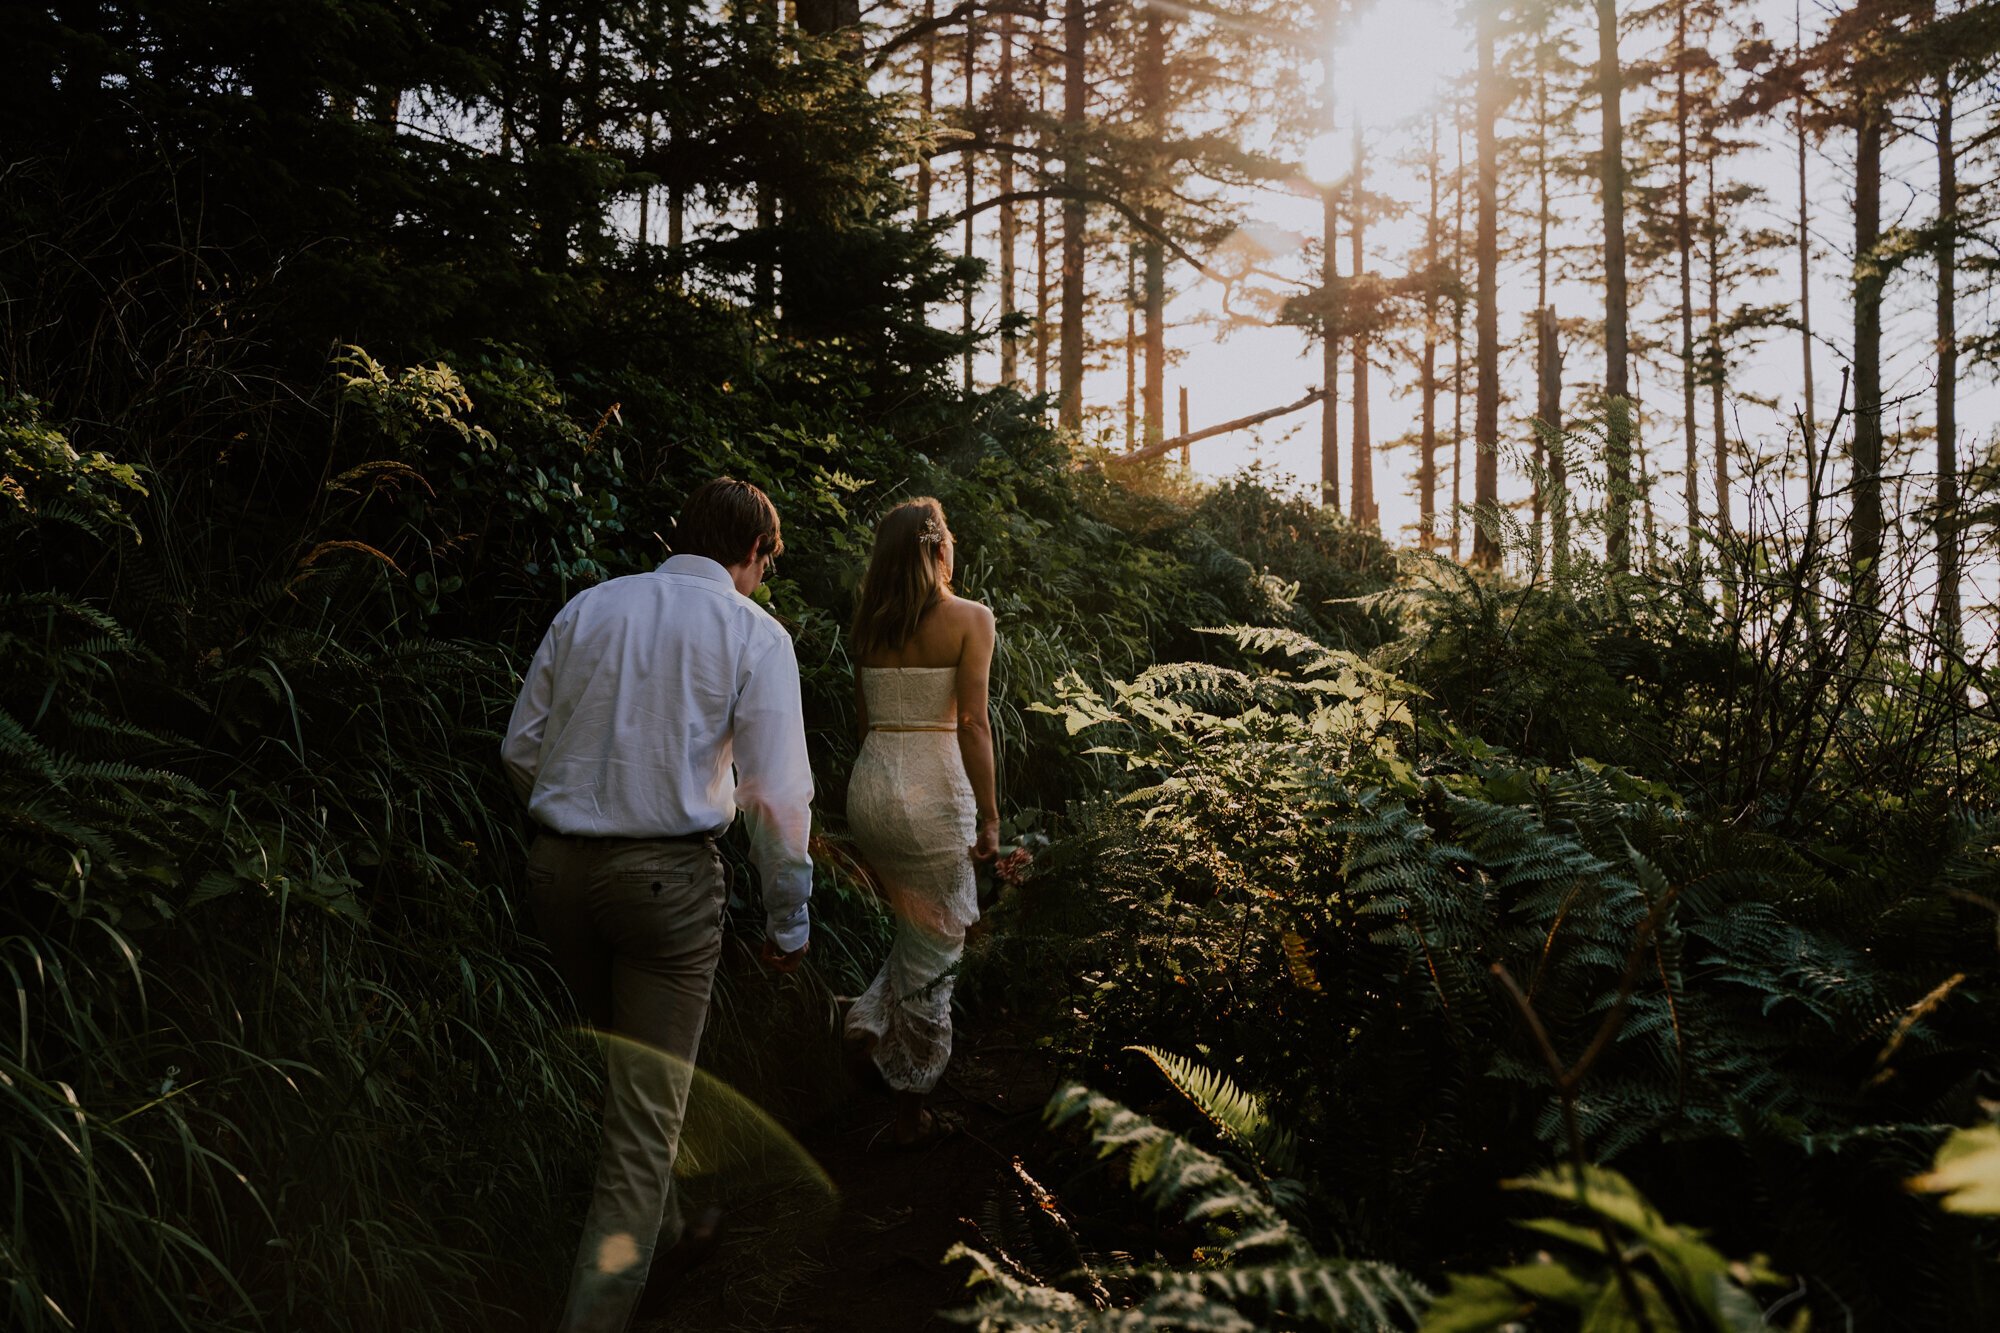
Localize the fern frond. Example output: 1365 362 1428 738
1047 1082 1303 1261
1126 1046 1298 1177
1147 1260 1428 1331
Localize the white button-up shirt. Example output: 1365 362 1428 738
501 555 815 950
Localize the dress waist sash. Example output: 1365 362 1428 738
870 723 959 733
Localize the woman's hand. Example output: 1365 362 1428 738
760 938 810 974
971 815 1001 862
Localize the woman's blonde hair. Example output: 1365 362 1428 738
851 497 952 658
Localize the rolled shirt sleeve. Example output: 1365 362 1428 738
732 633 816 952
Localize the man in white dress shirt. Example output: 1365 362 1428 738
501 477 814 1333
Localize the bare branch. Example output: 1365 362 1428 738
1105 388 1325 465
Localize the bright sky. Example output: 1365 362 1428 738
958 0 1995 617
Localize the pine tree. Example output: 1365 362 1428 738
1453 94 1469 561
997 8 1022 388
1595 0 1634 572
1472 0 1504 568
1934 57 1960 653
1350 120 1378 531
1319 0 1343 511
1792 0 1817 445
1673 0 1707 570
1138 1 1168 447
1420 108 1445 550
1060 0 1088 428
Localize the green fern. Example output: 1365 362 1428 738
953 1079 1425 1331
1149 1262 1428 1329
1048 1081 1301 1261
1423 1166 1800 1332
1126 1046 1299 1179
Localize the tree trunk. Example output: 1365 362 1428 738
1180 385 1190 466
1472 0 1501 568
1321 178 1341 512
918 0 935 224
1531 12 1552 561
1851 106 1884 614
1035 58 1050 398
1795 0 1813 443
1539 305 1567 584
1936 74 1961 654
669 0 686 249
1707 146 1729 540
1351 123 1375 530
753 0 777 309
997 11 1019 387
581 12 603 252
1036 189 1050 396
757 186 778 308
1421 110 1441 551
1140 4 1166 448
1124 247 1137 449
1319 20 1340 512
1142 241 1165 446
1676 0 1701 571
1637 390 1657 571
1058 0 1086 429
533 6 568 272
1596 0 1632 572
1452 104 1466 561
638 4 654 247
962 14 978 391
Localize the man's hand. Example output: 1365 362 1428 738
971 815 1001 862
760 938 809 974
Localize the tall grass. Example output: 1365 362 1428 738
1 459 601 1328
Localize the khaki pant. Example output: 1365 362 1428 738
527 832 727 1333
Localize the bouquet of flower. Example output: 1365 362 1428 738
991 845 1034 887
976 827 1046 902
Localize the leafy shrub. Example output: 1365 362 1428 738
1423 1167 1803 1332
1016 623 2000 1322
951 1060 1429 1332
0 510 597 1329
0 390 147 536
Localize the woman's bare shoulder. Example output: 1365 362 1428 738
939 595 995 627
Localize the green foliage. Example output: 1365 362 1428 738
1014 618 2000 1322
16 5 1999 1324
1127 1046 1299 1180
950 1076 1429 1333
2 317 1393 1330
1424 1167 1799 1333
0 391 147 537
0 542 599 1329
1912 1121 2000 1215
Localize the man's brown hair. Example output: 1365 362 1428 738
673 478 784 567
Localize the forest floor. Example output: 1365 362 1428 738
648 1018 1060 1333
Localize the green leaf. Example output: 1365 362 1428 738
1911 1123 2000 1214
1419 1274 1533 1333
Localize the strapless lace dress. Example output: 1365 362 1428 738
843 666 979 1093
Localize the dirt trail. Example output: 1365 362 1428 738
651 1024 1058 1333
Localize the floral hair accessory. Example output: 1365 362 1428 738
917 516 948 548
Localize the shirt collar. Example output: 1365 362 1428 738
660 554 737 587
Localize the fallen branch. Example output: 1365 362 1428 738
1103 388 1326 465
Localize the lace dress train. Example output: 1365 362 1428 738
843 666 979 1094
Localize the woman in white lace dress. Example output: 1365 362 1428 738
843 498 999 1146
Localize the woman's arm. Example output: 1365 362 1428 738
953 604 1000 860
854 669 870 742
